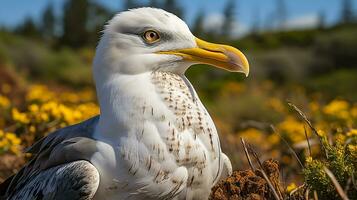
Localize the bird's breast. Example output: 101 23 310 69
93 71 222 199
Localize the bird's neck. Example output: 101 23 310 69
94 71 197 140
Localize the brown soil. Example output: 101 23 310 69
0 154 25 183
210 159 284 200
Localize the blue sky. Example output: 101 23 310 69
0 0 356 31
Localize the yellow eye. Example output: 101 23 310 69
143 30 160 43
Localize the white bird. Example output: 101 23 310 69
0 7 249 200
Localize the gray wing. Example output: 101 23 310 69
8 161 99 200
0 116 100 199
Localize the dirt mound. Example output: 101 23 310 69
210 159 283 200
0 154 25 183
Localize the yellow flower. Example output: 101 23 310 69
305 156 313 163
0 130 22 155
0 94 10 108
267 134 280 145
267 98 285 113
351 105 357 118
238 128 264 145
60 92 80 103
348 144 357 158
347 129 357 137
12 108 30 124
286 182 297 193
323 100 350 120
40 113 49 122
28 104 39 113
277 116 306 143
221 82 245 95
317 129 326 137
26 85 55 102
29 125 36 133
335 134 346 143
5 132 17 140
309 101 319 113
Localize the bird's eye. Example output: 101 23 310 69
143 30 160 43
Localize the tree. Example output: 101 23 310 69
149 0 159 7
192 11 205 37
221 0 236 37
317 10 326 30
61 0 90 48
15 17 39 38
87 1 113 44
123 0 142 10
41 3 56 40
276 0 287 29
163 0 183 19
250 6 261 34
340 0 354 24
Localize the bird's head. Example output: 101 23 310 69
93 7 249 79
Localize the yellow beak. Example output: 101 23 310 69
159 37 249 76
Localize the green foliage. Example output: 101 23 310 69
61 0 90 48
306 69 357 102
163 0 183 19
0 31 92 86
340 0 355 24
304 158 336 198
236 29 320 50
124 0 184 19
41 3 56 41
221 0 236 38
61 0 112 48
192 11 205 38
312 28 357 71
303 135 357 199
14 17 40 38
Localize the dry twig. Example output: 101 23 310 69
247 145 282 200
240 137 255 171
313 190 318 200
304 125 312 157
304 188 309 200
287 102 328 157
257 169 282 200
289 183 305 197
323 166 349 200
270 125 304 169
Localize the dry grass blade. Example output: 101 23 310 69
344 178 351 195
304 125 312 157
313 190 318 200
287 102 319 134
352 173 357 190
281 168 286 194
246 145 282 200
270 125 304 169
247 144 264 169
240 137 255 171
256 169 282 200
287 102 328 156
304 188 309 200
289 183 305 197
323 166 349 200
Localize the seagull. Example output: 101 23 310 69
0 7 249 200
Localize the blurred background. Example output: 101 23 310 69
1 0 357 190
